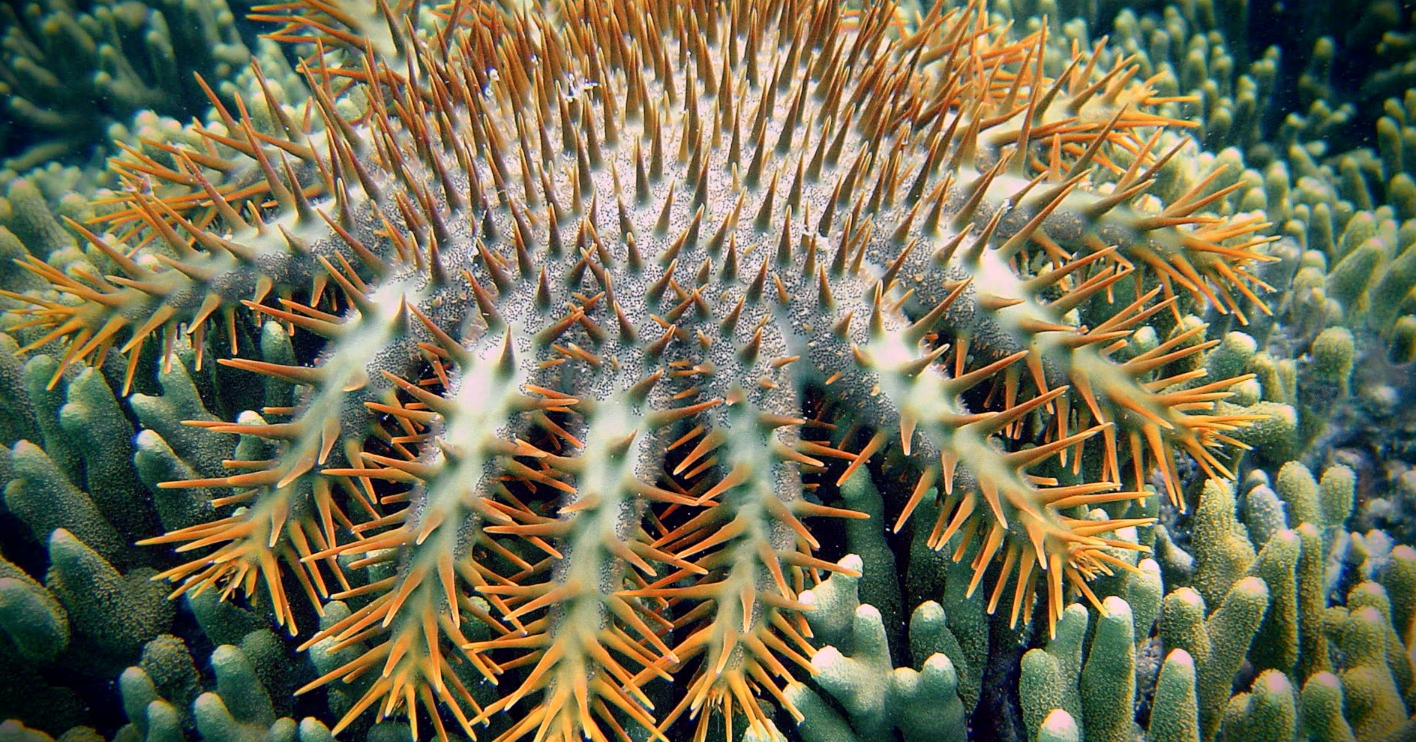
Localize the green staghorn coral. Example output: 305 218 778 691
792 461 1411 742
0 0 254 171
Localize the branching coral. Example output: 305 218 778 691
0 0 253 170
6 0 1281 739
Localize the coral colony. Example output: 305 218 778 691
1 1 1412 742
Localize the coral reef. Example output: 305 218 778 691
797 459 1414 742
0 0 255 171
0 0 1414 741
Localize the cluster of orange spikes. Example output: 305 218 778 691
1 0 1284 739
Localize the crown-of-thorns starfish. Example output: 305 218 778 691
8 0 1276 739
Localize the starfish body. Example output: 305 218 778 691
9 0 1275 739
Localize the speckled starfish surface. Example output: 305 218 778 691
10 0 1276 739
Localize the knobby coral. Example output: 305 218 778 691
7 0 1279 739
0 0 253 170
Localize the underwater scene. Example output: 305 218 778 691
0 0 1415 740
